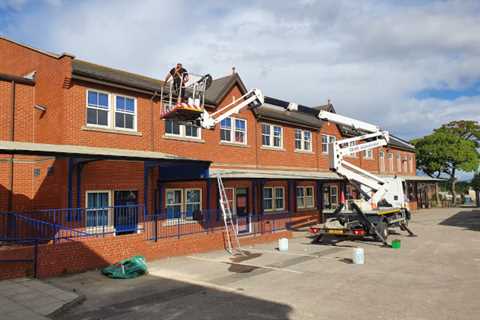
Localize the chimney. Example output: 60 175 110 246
232 66 236 74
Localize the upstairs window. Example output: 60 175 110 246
262 124 283 148
321 135 336 154
220 117 247 144
388 153 394 172
379 151 386 173
87 90 110 127
165 120 200 139
115 96 136 130
397 153 402 173
295 129 312 152
364 149 373 160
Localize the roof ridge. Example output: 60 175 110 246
0 35 73 59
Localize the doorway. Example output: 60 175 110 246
114 190 138 235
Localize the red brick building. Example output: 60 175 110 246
0 37 435 278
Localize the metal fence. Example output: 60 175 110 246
0 205 145 242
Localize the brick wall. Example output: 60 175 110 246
0 229 291 280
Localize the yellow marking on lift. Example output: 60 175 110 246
377 209 401 215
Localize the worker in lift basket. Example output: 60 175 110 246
164 63 189 102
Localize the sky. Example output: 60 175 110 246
0 0 479 142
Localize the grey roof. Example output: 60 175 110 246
210 168 341 180
313 103 336 113
204 73 247 106
253 103 323 129
0 140 209 163
72 59 164 92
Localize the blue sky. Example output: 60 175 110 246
0 0 479 143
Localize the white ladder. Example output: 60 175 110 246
216 175 244 255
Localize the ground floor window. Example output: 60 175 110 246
323 184 339 209
263 187 285 212
166 188 202 220
296 186 314 209
86 191 111 228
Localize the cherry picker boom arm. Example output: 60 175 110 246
200 89 264 129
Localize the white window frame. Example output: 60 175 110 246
321 135 336 154
263 186 285 212
364 149 373 160
165 119 202 140
330 185 338 208
86 89 111 128
397 153 402 173
165 188 203 222
185 188 202 219
296 186 315 209
348 141 358 158
388 153 394 172
220 117 247 145
261 123 283 149
408 156 414 173
403 156 408 173
379 151 385 173
295 129 312 152
85 190 113 232
114 94 137 131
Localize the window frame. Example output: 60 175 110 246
397 153 402 173
114 94 137 132
263 186 285 212
85 190 113 231
388 152 394 172
164 119 202 140
261 123 283 149
86 89 111 128
165 188 203 221
296 186 315 210
363 149 373 160
379 150 385 173
185 188 202 220
295 129 313 152
220 117 247 145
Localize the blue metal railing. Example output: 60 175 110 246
144 209 294 242
0 205 144 242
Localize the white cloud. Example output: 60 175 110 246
1 0 479 140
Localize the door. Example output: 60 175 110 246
236 188 251 234
114 191 138 235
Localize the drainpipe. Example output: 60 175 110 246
150 91 158 151
8 81 16 212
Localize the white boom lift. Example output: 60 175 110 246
311 110 416 246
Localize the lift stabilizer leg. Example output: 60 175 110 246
351 202 391 247
400 223 417 237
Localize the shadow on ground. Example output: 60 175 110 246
50 272 293 320
439 210 480 231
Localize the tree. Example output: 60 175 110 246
412 129 479 205
440 120 480 147
471 173 480 207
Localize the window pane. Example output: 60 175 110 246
125 114 134 129
235 131 245 143
221 129 231 142
297 197 304 208
295 129 302 140
262 124 269 134
221 118 231 129
186 190 200 203
97 110 108 126
125 98 135 113
99 93 109 108
263 199 273 210
306 196 314 208
295 140 302 150
116 96 125 111
275 198 284 210
296 188 304 197
262 134 269 146
115 112 124 128
306 187 313 196
166 120 180 135
185 124 198 137
235 119 245 131
273 136 281 147
87 108 97 124
88 91 97 105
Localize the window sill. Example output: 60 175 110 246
263 210 288 215
260 146 285 152
220 141 249 148
162 135 205 143
294 150 314 154
82 126 142 136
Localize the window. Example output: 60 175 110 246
220 117 247 144
115 95 136 130
87 90 110 127
295 129 312 151
330 186 338 207
403 157 408 173
321 135 336 154
379 151 385 173
165 120 201 139
388 153 394 172
397 153 402 173
262 124 283 148
263 187 285 212
296 186 314 209
166 188 202 221
364 149 373 160
408 156 414 173
86 191 110 229
349 141 357 158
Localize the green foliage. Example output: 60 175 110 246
440 120 480 147
412 129 479 179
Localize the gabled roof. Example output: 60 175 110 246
313 102 336 113
204 73 248 106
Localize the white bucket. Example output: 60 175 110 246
278 238 289 252
352 247 365 264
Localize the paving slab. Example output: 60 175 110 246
0 278 81 319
